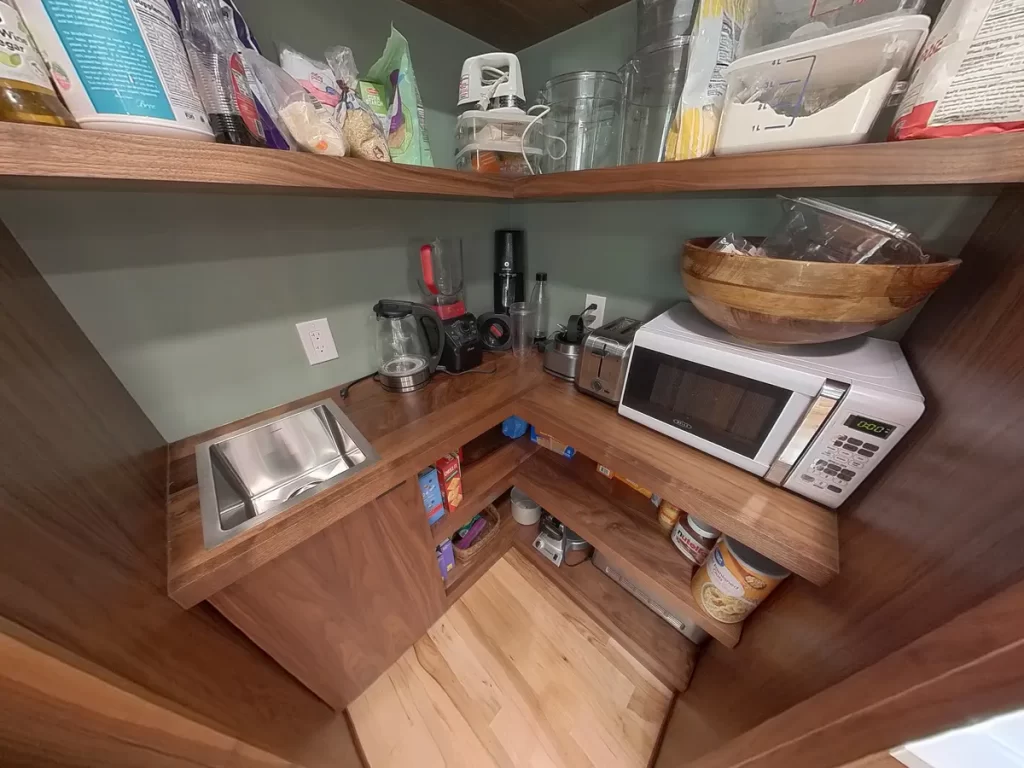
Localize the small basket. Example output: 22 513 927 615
453 504 500 564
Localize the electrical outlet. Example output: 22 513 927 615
584 294 606 330
296 318 338 365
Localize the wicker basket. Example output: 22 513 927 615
453 504 500 564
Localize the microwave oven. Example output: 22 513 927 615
619 304 924 507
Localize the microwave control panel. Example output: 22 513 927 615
784 412 905 507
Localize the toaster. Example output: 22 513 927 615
576 317 641 404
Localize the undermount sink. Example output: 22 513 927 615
196 399 380 548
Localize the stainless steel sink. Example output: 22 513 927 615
196 399 379 548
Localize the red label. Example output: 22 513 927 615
229 53 264 141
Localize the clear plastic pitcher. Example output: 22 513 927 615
619 37 691 165
538 71 622 173
637 0 697 52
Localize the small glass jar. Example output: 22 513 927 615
671 514 720 565
657 499 682 531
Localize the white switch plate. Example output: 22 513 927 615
584 294 606 330
296 318 338 365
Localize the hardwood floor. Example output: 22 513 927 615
349 549 673 768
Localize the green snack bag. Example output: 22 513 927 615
366 26 434 166
357 80 388 120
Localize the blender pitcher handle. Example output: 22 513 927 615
413 305 445 373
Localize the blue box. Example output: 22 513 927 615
418 467 446 525
436 539 455 582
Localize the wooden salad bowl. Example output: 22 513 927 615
681 237 962 344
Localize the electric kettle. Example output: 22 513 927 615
372 300 444 393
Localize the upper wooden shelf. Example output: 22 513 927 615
2 123 1022 199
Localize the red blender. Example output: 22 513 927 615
418 238 482 372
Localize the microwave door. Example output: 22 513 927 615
764 380 849 485
620 346 809 476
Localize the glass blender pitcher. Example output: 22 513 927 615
372 300 444 393
418 238 466 320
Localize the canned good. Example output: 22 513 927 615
691 537 789 624
670 514 719 564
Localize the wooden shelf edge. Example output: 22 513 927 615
518 382 839 587
431 437 539 545
512 452 742 648
512 133 1024 198
510 525 698 693
443 498 518 607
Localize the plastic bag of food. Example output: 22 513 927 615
664 0 750 160
279 45 342 108
326 45 391 163
243 50 346 156
366 26 434 166
892 0 1024 140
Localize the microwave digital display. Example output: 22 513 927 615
844 414 896 439
623 347 792 459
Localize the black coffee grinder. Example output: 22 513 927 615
418 238 482 373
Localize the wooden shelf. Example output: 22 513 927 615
512 451 742 647
0 122 511 199
443 496 518 607
431 437 538 546
3 123 1022 199
511 524 699 693
517 378 839 587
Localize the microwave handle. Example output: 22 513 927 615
764 380 849 486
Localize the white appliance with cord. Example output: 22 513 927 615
454 52 564 175
619 303 925 508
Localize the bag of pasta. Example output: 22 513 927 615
326 45 391 162
664 0 750 161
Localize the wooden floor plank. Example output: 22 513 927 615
349 553 673 768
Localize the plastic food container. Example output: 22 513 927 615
716 15 929 155
538 71 622 173
619 36 691 165
455 110 544 175
511 488 542 526
740 0 925 57
691 537 790 624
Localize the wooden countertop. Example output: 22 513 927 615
167 352 839 609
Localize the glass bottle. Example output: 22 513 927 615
528 271 549 344
178 0 265 147
0 0 75 127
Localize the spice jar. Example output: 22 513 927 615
658 499 682 531
671 514 720 565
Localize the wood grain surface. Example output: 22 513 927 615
682 238 961 344
1 124 1022 200
431 437 539 545
513 451 740 647
512 524 699 693
688 579 1024 768
656 187 1024 767
443 497 520 607
517 379 839 586
168 354 544 607
348 551 673 768
0 618 302 768
0 222 359 767
0 122 512 198
211 481 447 711
513 133 1024 197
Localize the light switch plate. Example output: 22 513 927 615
296 318 338 365
584 294 606 330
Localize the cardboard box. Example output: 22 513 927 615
435 452 463 514
418 467 445 526
436 539 455 582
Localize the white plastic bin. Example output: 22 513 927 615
715 15 929 155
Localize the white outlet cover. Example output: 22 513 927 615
296 318 339 365
584 294 607 329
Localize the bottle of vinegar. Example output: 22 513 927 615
0 0 74 127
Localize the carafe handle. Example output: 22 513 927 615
412 305 445 373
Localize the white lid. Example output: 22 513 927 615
725 14 930 74
687 515 721 539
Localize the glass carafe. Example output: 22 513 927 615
418 238 466 319
372 300 444 393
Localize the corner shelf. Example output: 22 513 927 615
512 450 742 648
2 122 1021 199
510 524 699 693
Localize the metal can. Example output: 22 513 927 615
691 537 790 624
